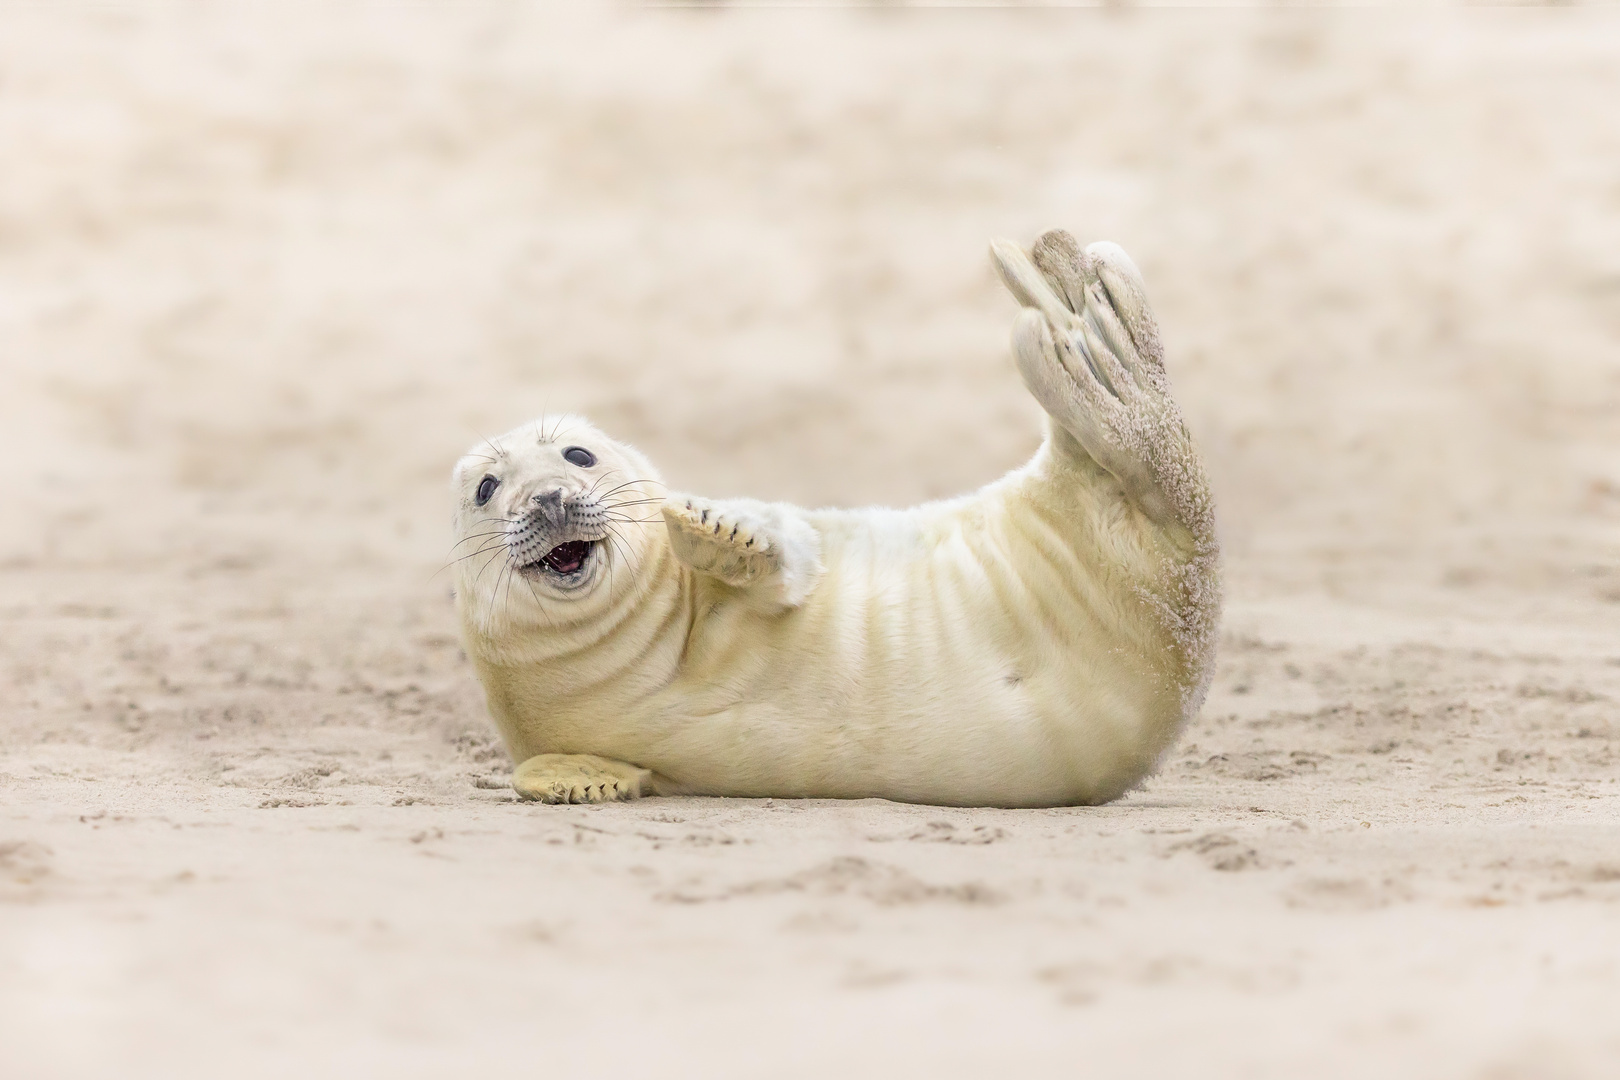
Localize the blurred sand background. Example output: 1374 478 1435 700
2 3 1618 1077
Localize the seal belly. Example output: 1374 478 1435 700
638 488 1182 807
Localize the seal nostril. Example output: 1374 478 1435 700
531 488 568 527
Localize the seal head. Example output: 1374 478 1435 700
449 416 665 638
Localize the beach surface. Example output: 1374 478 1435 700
2 6 1618 1077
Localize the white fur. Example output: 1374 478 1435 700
450 233 1220 807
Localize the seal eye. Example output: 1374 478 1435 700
475 475 499 506
562 447 596 468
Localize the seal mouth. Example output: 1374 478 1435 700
536 539 594 578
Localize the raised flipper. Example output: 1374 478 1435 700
661 495 824 612
991 230 1213 546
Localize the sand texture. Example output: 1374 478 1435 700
2 5 1618 1078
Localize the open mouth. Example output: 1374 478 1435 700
538 540 593 576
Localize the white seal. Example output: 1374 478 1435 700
450 230 1219 807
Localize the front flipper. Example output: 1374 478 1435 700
512 753 652 804
662 495 824 612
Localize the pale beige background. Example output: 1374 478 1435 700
1 4 1617 1078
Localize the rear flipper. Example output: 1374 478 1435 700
991 230 1212 546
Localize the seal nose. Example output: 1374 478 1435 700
532 488 567 527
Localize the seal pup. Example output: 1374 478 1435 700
450 230 1219 807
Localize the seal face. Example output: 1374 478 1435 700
450 419 667 637
450 230 1221 808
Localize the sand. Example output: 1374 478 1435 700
2 4 1618 1077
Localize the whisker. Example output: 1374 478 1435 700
602 528 634 586
472 542 508 592
433 535 510 583
581 468 625 501
445 540 509 567
497 559 518 630
520 572 560 634
474 553 500 636
594 478 666 501
448 537 510 562
434 546 507 582
478 432 505 464
497 558 521 635
443 537 511 573
449 529 513 551
480 575 500 637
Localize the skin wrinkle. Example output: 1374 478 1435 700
452 233 1220 807
979 505 1083 660
1013 450 1158 659
967 528 1104 789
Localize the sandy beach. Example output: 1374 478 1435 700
2 5 1618 1077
